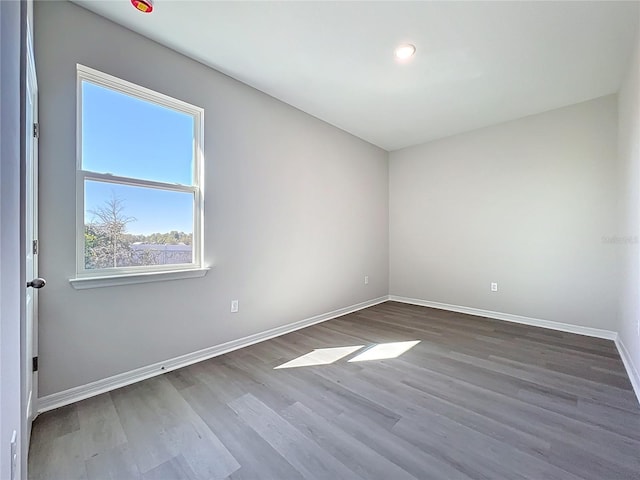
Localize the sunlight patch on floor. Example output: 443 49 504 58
348 340 421 362
274 345 365 369
274 340 422 369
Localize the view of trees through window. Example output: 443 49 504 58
84 193 193 269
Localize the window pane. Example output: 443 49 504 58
84 180 194 269
81 81 194 185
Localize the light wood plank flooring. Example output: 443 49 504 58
29 301 640 479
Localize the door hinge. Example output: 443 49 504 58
32 357 38 373
33 123 39 139
32 239 39 255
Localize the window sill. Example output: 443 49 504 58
69 267 210 290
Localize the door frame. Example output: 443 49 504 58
21 17 39 475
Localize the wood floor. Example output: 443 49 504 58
29 301 640 480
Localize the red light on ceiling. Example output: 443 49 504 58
131 0 153 13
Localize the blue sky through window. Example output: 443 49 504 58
82 81 195 235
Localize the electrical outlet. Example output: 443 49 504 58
10 430 17 480
364 276 369 285
491 282 498 292
231 300 239 313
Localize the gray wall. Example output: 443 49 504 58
617 11 640 385
389 95 619 330
35 1 389 397
0 2 25 479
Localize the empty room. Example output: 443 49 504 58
1 0 640 479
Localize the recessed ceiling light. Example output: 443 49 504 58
394 43 416 60
131 0 154 13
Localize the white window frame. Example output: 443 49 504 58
71 65 207 289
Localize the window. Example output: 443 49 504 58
73 65 205 288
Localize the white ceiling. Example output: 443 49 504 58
72 1 639 151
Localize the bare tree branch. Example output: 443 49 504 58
85 191 136 268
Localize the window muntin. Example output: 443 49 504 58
77 65 204 277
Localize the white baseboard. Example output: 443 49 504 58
388 295 618 340
615 337 640 405
39 294 640 412
37 296 389 414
